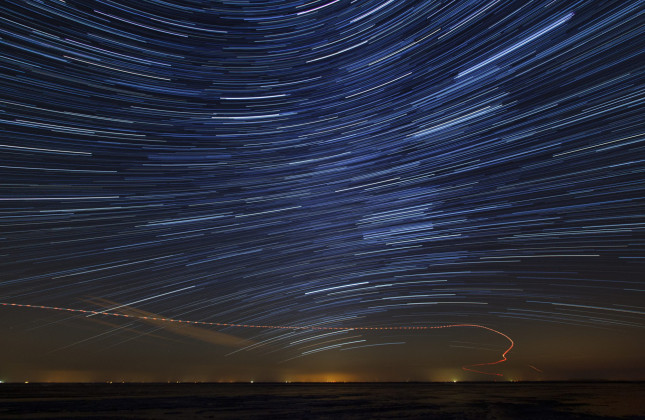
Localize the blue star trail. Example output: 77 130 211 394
0 0 644 379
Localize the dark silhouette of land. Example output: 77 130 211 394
1 381 643 419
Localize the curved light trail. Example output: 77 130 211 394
1 301 513 377
1 0 643 381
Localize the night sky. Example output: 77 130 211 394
1 0 644 383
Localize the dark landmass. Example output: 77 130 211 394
0 382 643 419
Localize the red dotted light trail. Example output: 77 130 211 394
1 301 513 377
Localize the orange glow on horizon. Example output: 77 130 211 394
1 301 514 377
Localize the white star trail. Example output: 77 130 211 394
0 0 643 380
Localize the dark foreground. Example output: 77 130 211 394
0 382 643 419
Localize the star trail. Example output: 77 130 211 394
1 0 644 382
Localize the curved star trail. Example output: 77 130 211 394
1 0 644 380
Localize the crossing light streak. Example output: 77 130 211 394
1 301 513 377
